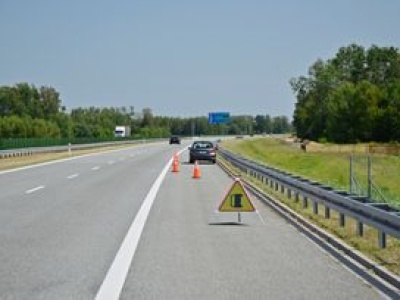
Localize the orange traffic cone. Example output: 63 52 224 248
193 161 201 179
173 152 179 164
172 158 179 172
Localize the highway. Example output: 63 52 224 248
0 141 383 299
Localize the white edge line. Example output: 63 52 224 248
256 210 266 225
95 148 185 300
25 185 45 194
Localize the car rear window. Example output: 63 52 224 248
193 142 213 149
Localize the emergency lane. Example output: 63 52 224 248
118 157 382 299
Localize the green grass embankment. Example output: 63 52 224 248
222 137 400 207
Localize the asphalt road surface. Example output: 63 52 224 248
0 141 383 299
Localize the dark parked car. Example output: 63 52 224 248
169 136 181 144
188 141 217 164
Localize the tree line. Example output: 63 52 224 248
291 44 400 143
0 83 292 141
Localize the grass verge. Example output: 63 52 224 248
222 137 400 207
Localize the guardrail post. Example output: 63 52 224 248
295 192 300 203
275 182 279 191
325 206 330 219
303 196 308 209
339 213 345 227
356 221 364 237
378 231 386 249
287 189 292 199
313 201 318 215
281 185 285 194
270 180 274 189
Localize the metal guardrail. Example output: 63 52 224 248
219 148 400 248
0 139 166 159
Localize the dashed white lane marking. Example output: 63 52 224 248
95 148 186 300
91 166 100 171
25 185 45 194
67 174 79 179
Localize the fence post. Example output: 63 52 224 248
350 154 354 194
367 156 372 199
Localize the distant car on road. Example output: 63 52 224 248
188 140 217 164
169 136 181 144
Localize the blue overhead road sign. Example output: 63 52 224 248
208 112 230 124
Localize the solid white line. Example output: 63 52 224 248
95 157 172 300
91 166 100 171
25 185 45 194
95 148 186 300
257 211 266 225
67 174 79 179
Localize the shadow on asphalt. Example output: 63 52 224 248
208 222 249 226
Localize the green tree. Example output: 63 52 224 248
40 86 61 119
291 44 400 142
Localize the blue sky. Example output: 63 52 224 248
1 1 399 118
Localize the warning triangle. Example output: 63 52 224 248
218 178 256 212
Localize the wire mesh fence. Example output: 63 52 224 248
0 136 140 150
351 154 400 209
